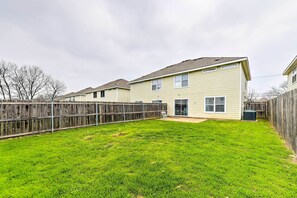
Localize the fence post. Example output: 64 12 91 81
51 100 54 133
123 103 126 122
96 102 98 126
143 103 145 120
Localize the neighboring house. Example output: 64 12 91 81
63 87 93 101
283 56 297 92
129 57 251 120
84 79 130 102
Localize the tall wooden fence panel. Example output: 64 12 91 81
0 101 167 139
244 101 267 119
267 89 297 153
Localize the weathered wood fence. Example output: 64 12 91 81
244 101 267 119
267 89 297 153
0 101 167 139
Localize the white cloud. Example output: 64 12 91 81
0 0 296 93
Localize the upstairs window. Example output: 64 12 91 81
152 79 162 90
175 74 188 88
292 68 297 84
93 92 97 98
100 90 105 98
205 97 226 113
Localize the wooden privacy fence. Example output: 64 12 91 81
267 89 297 154
0 101 167 139
244 101 267 119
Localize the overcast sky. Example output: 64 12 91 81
1 0 296 95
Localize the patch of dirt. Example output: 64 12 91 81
160 117 207 123
112 132 128 137
104 142 114 149
83 135 94 140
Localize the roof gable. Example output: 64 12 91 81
283 56 297 75
130 57 251 83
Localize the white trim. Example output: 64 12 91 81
292 68 297 84
174 73 189 89
173 98 189 117
204 96 227 114
130 58 249 84
239 64 242 119
283 55 297 75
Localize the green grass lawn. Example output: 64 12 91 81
0 120 297 197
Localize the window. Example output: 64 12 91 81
93 92 97 98
152 79 162 90
152 100 162 103
205 97 226 113
100 90 105 98
175 99 188 116
175 74 188 88
292 68 297 84
202 67 217 73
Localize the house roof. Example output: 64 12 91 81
85 79 130 93
130 57 251 84
283 56 297 75
64 87 94 98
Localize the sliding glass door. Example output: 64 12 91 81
175 99 188 116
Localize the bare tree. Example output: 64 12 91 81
10 65 26 100
1 60 67 100
264 80 288 99
26 66 49 99
246 87 257 102
0 60 14 99
45 77 66 100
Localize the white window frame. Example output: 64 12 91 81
152 79 162 91
174 73 189 88
204 96 226 113
292 68 297 84
174 98 189 116
202 67 217 73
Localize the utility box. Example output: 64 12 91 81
243 110 257 121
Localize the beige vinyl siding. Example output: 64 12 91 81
287 69 297 91
64 95 86 101
117 89 130 102
130 63 243 120
84 88 130 102
85 89 118 102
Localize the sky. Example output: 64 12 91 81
0 0 296 96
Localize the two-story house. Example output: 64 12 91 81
283 56 297 92
84 79 130 102
129 57 251 120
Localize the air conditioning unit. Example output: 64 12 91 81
243 110 256 121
